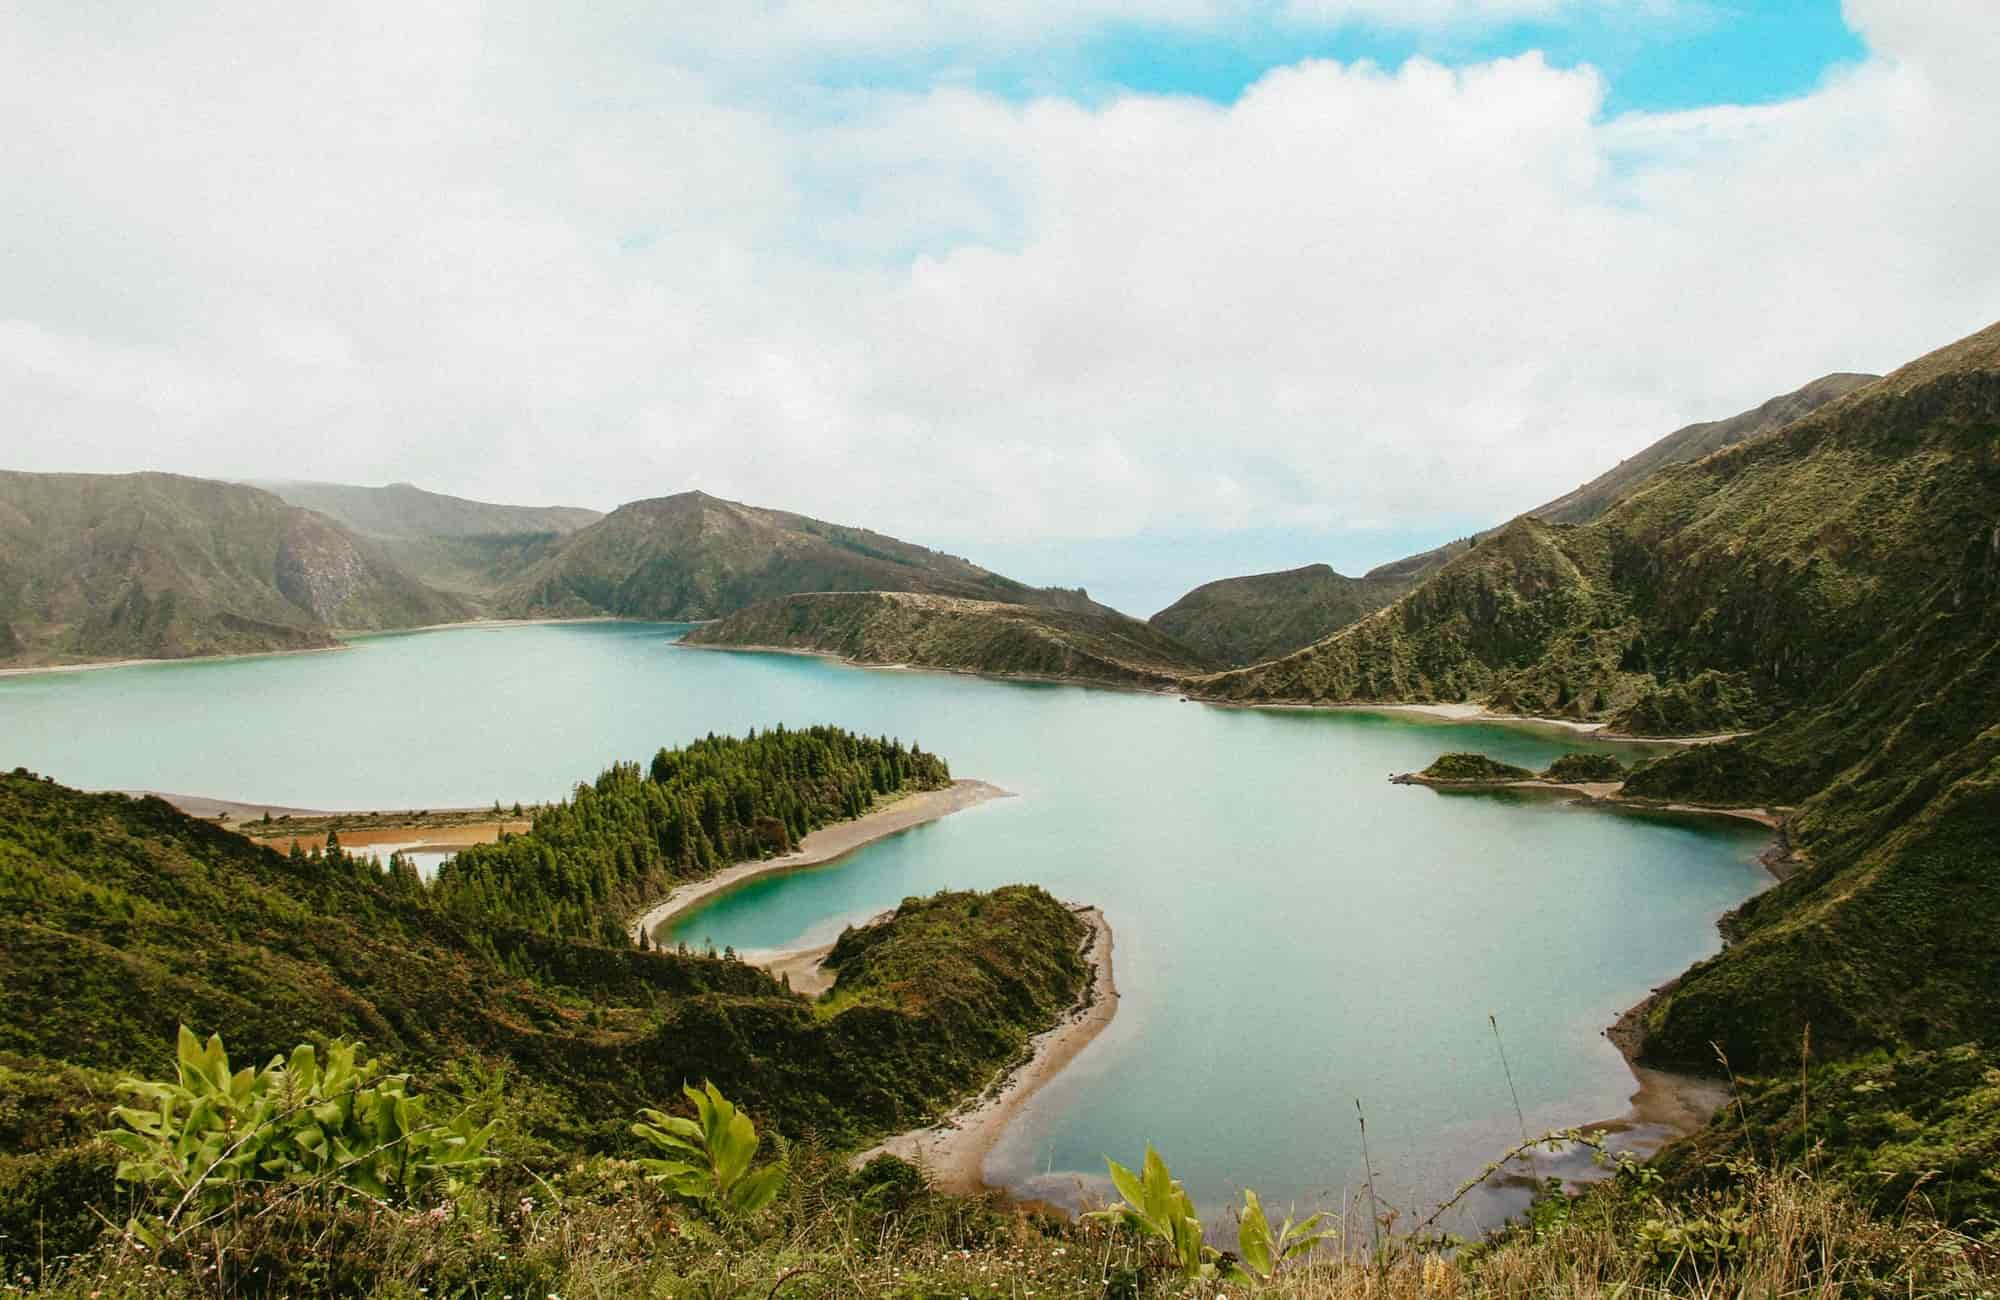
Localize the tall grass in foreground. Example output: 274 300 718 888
16 1154 1994 1298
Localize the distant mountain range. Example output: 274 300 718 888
252 480 604 599
0 477 1106 668
492 490 1099 622
1145 371 1880 666
685 590 1215 689
1147 564 1410 669
0 472 469 667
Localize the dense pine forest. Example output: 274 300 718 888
431 727 949 942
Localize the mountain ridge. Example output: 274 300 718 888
0 471 470 668
497 490 1103 622
684 589 1214 688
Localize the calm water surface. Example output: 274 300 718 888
0 622 1769 1228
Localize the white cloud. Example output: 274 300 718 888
2 2 1997 564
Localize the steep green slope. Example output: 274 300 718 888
0 766 1088 1148
684 590 1215 688
1367 371 1878 583
254 480 604 598
1146 563 1412 667
1195 326 1995 741
1149 374 1873 662
0 472 469 667
497 491 1098 621
1202 321 2000 1088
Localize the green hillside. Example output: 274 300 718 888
254 481 604 598
434 728 950 941
1201 322 2000 1092
1146 563 1411 667
684 590 1215 688
496 490 1099 621
1367 370 1878 583
1146 374 1871 663
0 472 469 668
1193 326 1994 740
0 761 1087 1148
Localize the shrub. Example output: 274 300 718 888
1420 753 1535 782
1540 752 1626 783
632 1082 786 1222
104 1027 496 1245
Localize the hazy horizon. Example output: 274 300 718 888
6 1 1997 607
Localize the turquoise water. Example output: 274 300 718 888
0 621 1770 1229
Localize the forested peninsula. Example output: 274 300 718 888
432 726 952 942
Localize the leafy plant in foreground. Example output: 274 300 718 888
104 1026 496 1244
1092 1146 1335 1285
1232 1187 1335 1283
632 1081 787 1221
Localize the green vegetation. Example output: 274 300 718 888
1540 751 1626 782
0 762 1093 1253
497 489 1100 621
1365 371 1877 582
686 590 1215 688
632 1081 787 1220
106 1028 497 1246
1418 753 1537 782
1148 563 1413 668
433 726 949 941
1199 320 2000 1247
0 472 470 667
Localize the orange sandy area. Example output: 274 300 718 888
246 820 529 855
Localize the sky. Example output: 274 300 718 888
4 1 1998 615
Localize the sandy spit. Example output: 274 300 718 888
629 779 1013 944
1391 773 1786 831
848 905 1117 1196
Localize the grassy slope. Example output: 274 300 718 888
1368 371 1880 583
1195 325 1998 741
0 771 1088 1147
1197 322 2000 1106
0 472 469 667
496 490 1099 621
1147 375 1873 667
684 590 1215 688
1146 563 1414 667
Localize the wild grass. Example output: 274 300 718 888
10 1152 1994 1299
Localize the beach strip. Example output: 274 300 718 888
849 904 1117 1196
629 778 1012 943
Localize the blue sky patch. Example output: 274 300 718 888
804 2 1866 119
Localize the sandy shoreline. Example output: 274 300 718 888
630 779 1013 943
0 642 349 679
850 905 1117 1195
0 615 658 681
